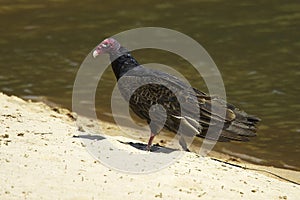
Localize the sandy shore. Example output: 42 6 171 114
0 92 299 199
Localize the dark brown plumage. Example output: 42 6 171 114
93 38 260 151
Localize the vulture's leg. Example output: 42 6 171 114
146 132 156 151
147 104 166 151
179 135 190 152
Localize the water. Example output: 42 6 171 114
0 0 299 170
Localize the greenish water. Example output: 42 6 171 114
0 0 299 169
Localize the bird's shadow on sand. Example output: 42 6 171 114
73 134 177 154
73 134 106 141
118 141 178 154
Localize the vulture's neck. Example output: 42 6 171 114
109 47 140 80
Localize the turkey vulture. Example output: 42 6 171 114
93 38 260 151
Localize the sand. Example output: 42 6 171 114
0 92 299 199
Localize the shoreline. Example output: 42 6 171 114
0 92 299 199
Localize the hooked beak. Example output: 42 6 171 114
92 48 100 58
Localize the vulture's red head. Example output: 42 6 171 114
93 38 121 58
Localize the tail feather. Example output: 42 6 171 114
199 109 260 142
223 109 260 139
188 89 260 142
220 130 250 142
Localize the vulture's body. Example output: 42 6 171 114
93 38 260 151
